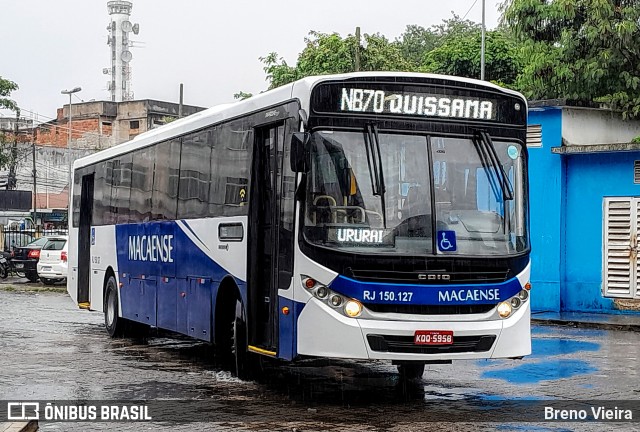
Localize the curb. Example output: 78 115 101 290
532 318 640 332
0 421 38 432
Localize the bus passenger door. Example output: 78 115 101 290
248 122 289 352
77 173 94 307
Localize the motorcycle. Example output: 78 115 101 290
0 252 9 279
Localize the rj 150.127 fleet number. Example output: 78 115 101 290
362 290 413 302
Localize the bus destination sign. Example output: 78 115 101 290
339 87 496 120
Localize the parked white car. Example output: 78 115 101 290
36 236 68 285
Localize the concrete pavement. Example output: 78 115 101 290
532 310 640 331
0 421 38 432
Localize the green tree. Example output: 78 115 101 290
431 14 481 39
0 76 18 111
261 31 410 89
421 29 522 86
397 15 482 67
502 0 640 117
233 91 253 100
395 25 438 69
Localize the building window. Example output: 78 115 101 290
634 161 640 184
130 120 140 129
527 124 542 148
603 197 639 298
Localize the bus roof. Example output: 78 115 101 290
73 72 526 170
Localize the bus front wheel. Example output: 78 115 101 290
232 314 251 379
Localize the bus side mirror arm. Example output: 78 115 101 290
295 174 306 202
290 132 310 173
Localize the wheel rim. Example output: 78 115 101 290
106 287 116 326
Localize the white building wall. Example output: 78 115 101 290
562 108 640 146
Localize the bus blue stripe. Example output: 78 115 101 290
115 221 244 343
329 275 523 305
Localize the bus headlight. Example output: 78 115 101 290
344 300 363 317
301 275 357 317
497 301 512 318
330 295 343 307
316 286 329 299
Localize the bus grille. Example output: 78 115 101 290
349 269 509 284
363 303 496 315
367 334 496 354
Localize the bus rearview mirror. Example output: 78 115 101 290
290 132 310 172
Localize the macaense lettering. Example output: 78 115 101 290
438 288 500 303
128 235 174 263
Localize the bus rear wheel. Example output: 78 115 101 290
104 276 150 338
397 363 425 380
104 275 127 337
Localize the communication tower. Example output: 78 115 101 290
105 1 140 101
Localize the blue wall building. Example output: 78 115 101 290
528 102 640 314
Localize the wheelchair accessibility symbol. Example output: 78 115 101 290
437 230 457 252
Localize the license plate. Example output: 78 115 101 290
15 263 24 269
414 330 454 345
41 266 51 272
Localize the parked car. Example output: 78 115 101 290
11 236 50 282
3 232 35 252
36 236 68 285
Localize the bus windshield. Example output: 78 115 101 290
303 130 528 256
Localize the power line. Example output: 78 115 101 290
462 0 480 20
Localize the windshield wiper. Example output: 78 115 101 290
364 124 387 228
473 130 514 201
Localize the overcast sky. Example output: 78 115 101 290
1 0 502 123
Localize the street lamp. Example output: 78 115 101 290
61 87 81 192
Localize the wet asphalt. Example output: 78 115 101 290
1 287 639 431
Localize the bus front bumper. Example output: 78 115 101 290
296 297 531 361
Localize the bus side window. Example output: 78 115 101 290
92 161 110 226
152 139 180 220
130 146 155 223
178 130 212 219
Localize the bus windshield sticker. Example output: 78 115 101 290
507 145 519 160
326 227 395 247
437 230 457 252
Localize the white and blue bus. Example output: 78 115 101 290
68 72 531 378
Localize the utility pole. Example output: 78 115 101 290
32 137 37 226
355 27 361 72
178 83 184 118
7 108 20 190
480 0 486 81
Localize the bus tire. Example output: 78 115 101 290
232 314 250 379
397 363 425 381
104 275 126 337
26 271 38 283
